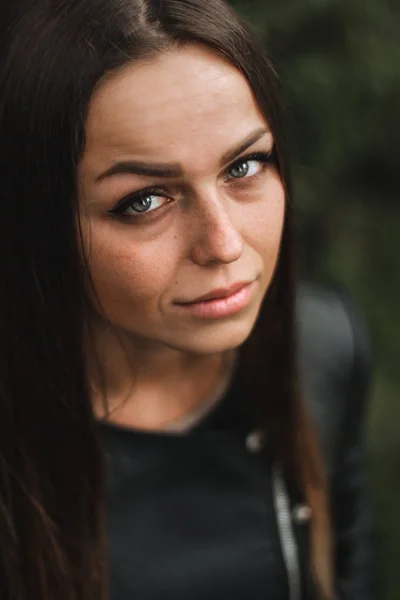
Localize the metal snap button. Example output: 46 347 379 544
292 504 312 525
245 429 265 453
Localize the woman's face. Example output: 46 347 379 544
79 44 285 355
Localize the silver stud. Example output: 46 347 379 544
245 429 265 453
292 504 312 524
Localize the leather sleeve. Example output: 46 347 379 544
297 283 375 600
329 289 375 600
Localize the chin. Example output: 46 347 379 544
167 316 258 356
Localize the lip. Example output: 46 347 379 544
174 280 257 320
180 281 253 304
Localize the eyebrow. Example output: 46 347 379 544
95 126 271 183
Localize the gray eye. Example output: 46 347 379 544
227 159 262 181
109 191 169 218
131 196 153 212
229 161 249 179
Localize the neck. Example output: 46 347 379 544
87 322 233 431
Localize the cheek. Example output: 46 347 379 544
83 221 180 314
242 176 286 259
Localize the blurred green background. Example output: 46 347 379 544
229 1 399 598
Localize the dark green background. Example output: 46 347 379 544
229 1 399 598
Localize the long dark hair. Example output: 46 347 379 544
0 0 332 598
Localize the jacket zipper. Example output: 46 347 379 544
272 464 302 600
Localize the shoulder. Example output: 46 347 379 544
297 281 371 388
296 282 372 470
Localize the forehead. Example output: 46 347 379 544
84 44 269 167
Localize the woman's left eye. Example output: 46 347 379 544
226 151 274 181
227 159 261 180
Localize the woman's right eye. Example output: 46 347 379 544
108 189 170 218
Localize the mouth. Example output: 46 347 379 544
174 280 257 320
177 281 254 305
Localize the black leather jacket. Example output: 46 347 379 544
298 283 374 600
103 283 374 600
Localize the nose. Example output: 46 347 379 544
189 192 244 267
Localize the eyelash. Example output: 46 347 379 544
108 148 276 219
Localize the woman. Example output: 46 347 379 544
0 0 332 598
